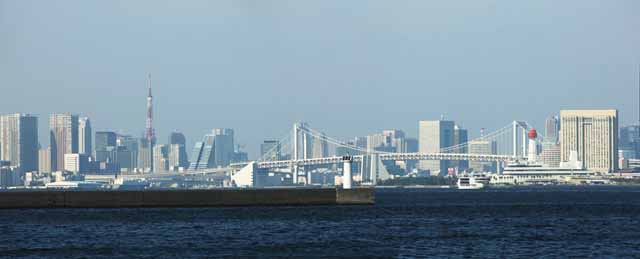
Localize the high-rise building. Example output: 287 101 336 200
452 125 469 170
78 117 92 157
38 148 51 173
468 140 497 173
419 120 455 175
382 130 406 153
620 125 639 159
153 144 169 172
64 153 90 173
540 142 561 167
212 128 234 167
168 144 187 171
49 113 78 172
560 109 618 173
366 130 406 153
545 116 560 143
0 114 38 173
188 128 236 170
114 134 138 172
137 138 153 172
405 138 418 153
0 163 20 188
188 141 207 170
168 131 189 169
169 132 186 146
233 146 249 163
95 131 117 152
94 131 117 163
260 140 281 161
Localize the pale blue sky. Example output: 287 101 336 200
1 0 639 158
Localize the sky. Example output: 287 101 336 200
1 0 639 158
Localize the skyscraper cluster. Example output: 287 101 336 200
0 83 626 190
189 128 243 170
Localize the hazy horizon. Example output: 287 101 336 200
1 1 639 158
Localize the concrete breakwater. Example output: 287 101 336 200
0 188 374 208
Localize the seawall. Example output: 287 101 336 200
0 188 374 208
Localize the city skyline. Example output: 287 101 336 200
1 1 639 158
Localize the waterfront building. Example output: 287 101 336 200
78 117 92 157
260 140 281 161
540 142 561 167
0 113 38 173
419 120 455 175
38 148 51 173
545 116 560 143
560 109 618 173
0 163 20 188
49 113 78 172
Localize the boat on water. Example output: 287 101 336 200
457 174 488 189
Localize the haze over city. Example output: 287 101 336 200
1 0 639 158
4 1 640 258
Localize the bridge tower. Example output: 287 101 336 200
512 121 529 159
292 122 312 185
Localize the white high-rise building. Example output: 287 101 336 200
560 109 618 173
78 117 92 157
168 144 186 171
419 120 455 175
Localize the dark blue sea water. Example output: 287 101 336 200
1 186 640 258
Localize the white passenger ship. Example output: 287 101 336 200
492 129 601 186
457 174 489 189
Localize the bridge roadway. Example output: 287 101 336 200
233 153 519 170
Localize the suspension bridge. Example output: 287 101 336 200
229 121 541 187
